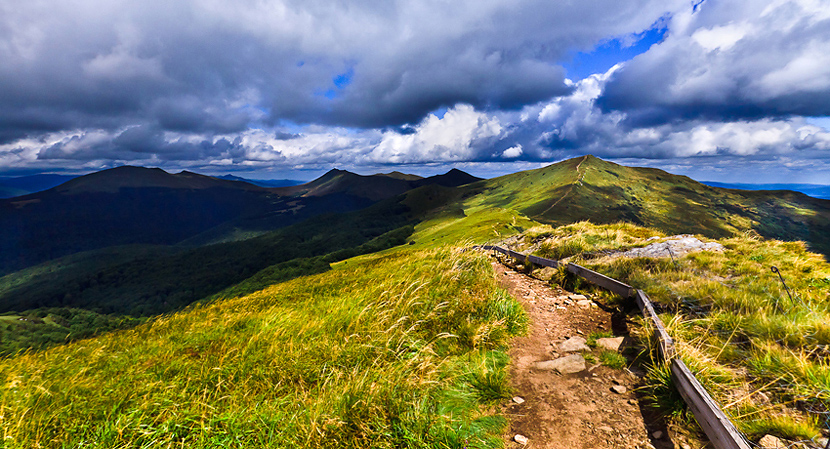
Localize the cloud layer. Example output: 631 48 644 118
598 0 830 123
1 0 830 182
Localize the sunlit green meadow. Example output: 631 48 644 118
0 246 526 448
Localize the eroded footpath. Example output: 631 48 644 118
494 260 695 449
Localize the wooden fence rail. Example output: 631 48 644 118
481 245 561 268
671 359 752 449
478 244 751 449
566 263 634 299
634 289 677 360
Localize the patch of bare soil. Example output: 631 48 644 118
493 260 698 449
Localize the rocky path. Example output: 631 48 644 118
494 260 695 449
538 154 587 217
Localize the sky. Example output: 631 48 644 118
1 0 830 183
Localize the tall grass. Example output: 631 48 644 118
523 222 830 441
0 248 526 448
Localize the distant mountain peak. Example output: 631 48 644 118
53 166 263 194
376 171 423 181
413 168 482 188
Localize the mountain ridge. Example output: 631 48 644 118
272 167 482 201
51 166 265 195
460 155 830 255
703 181 830 200
0 165 483 273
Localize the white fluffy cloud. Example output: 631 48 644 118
371 105 502 163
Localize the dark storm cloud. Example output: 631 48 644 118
319 55 573 128
0 0 677 141
597 0 830 125
36 127 259 162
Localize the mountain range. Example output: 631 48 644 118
703 181 830 200
1 155 828 354
0 166 481 274
214 174 303 187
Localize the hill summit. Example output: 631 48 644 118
54 166 264 194
273 167 482 201
458 155 830 256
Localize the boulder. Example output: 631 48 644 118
558 336 589 352
758 435 786 449
535 354 586 374
611 385 627 394
535 267 558 281
596 337 626 352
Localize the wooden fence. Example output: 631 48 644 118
480 245 752 449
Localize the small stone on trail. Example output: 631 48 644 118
558 336 589 352
514 434 529 445
576 299 594 308
570 294 588 301
611 385 627 394
652 430 663 439
512 396 525 404
597 337 626 352
536 267 557 281
598 426 614 433
758 434 786 449
535 354 586 374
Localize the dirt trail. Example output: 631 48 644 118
494 259 693 449
538 155 587 217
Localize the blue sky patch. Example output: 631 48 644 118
562 24 667 80
431 106 448 119
317 68 355 100
333 68 354 89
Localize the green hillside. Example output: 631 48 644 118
2 155 830 447
0 238 526 447
0 199 417 317
463 155 830 256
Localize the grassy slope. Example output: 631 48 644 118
513 222 830 441
462 155 830 257
0 198 416 317
0 211 529 448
